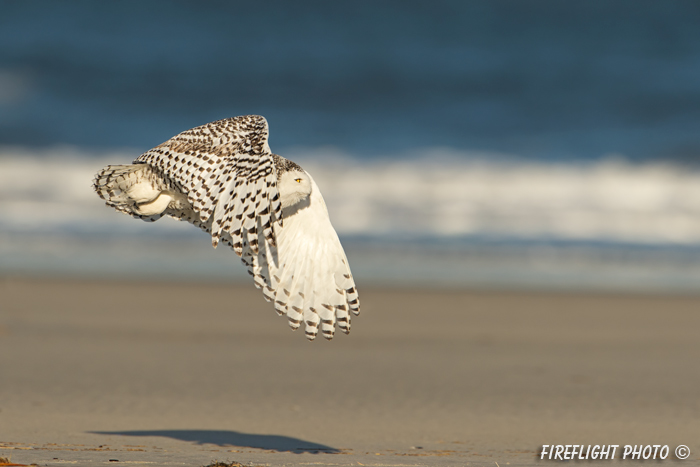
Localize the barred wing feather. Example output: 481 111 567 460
136 115 281 252
241 177 360 340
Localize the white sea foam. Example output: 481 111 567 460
295 148 700 245
3 146 700 291
0 147 193 236
2 146 700 245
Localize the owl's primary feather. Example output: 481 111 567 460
93 115 359 340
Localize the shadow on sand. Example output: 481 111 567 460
90 429 341 454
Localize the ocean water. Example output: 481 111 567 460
2 1 700 291
2 1 700 160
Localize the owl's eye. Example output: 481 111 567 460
295 178 302 183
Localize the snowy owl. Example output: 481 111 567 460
93 115 359 340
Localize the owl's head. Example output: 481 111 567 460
278 169 312 209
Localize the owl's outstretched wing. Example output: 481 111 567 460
241 176 360 340
136 115 281 253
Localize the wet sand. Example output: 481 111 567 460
1 278 699 466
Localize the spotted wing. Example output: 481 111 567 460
240 175 361 340
136 115 281 253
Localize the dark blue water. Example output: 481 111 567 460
2 0 700 161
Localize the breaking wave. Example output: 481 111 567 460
2 147 700 292
3 146 700 245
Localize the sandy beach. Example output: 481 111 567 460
1 277 699 466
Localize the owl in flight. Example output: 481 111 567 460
93 116 359 340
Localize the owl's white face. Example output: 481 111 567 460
278 170 313 209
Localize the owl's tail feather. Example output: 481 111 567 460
93 164 170 220
94 164 143 203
